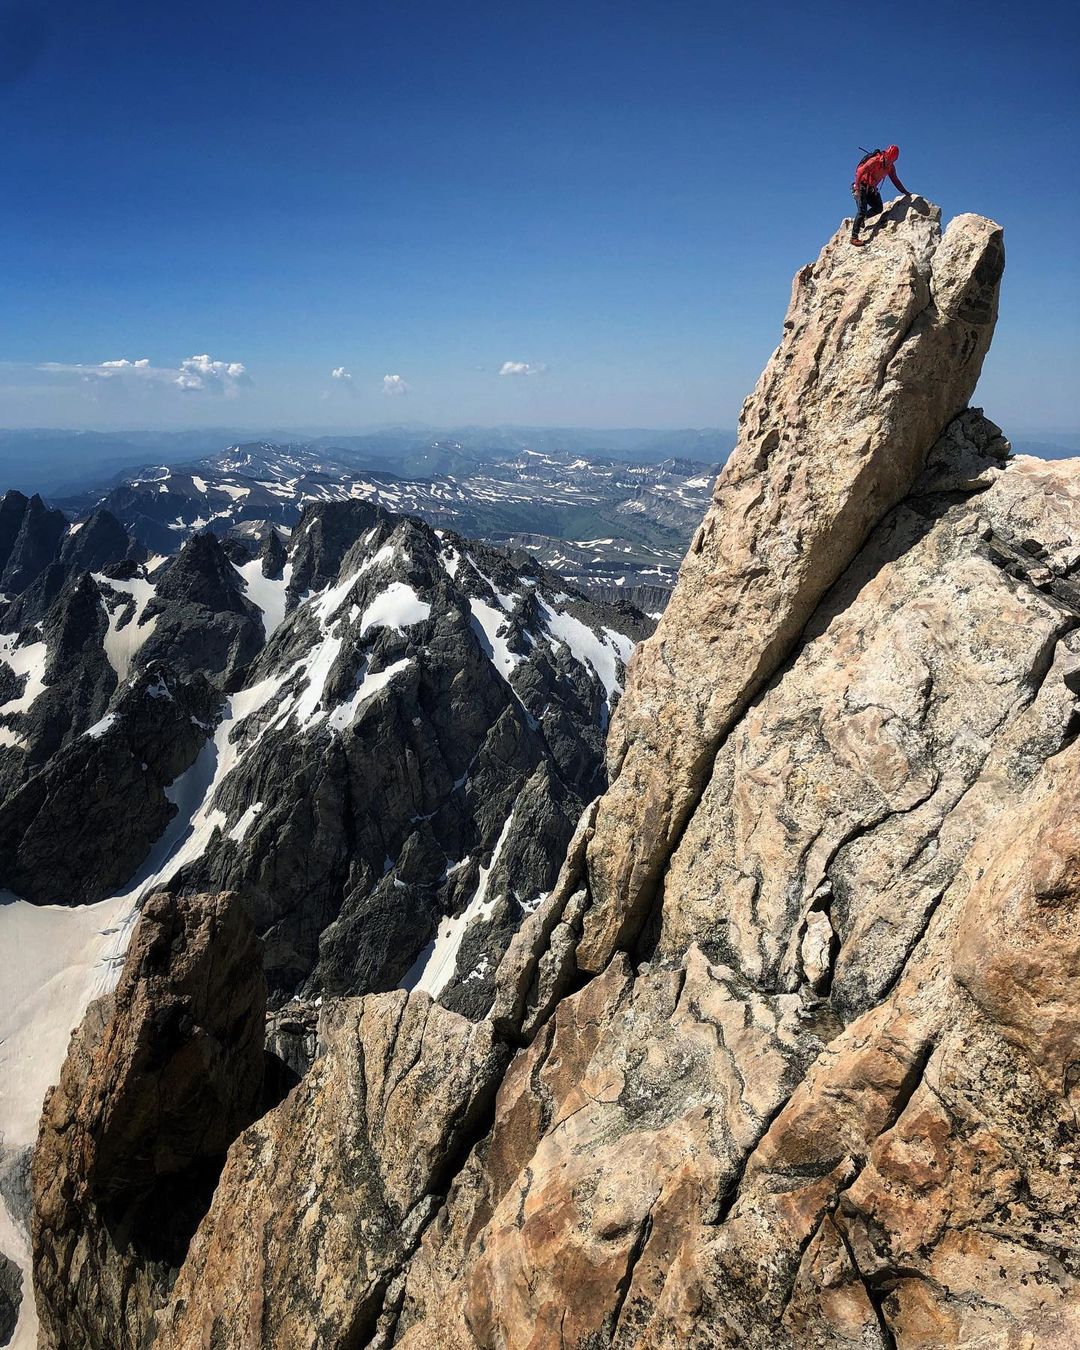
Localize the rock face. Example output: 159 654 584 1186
579 199 1005 973
30 199 1080 1349
4 489 647 1346
0 1252 20 1347
376 208 1080 1349
156 993 508 1349
0 663 217 902
32 891 267 1350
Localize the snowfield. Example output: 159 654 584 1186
402 803 517 998
93 572 158 682
234 558 293 639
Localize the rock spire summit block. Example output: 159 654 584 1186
578 198 1005 971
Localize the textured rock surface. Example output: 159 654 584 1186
579 199 1005 972
383 211 1080 1348
0 1251 20 1347
32 891 266 1350
155 992 508 1349
388 213 1076 1345
655 414 1080 1021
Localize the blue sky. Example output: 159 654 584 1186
0 0 1076 434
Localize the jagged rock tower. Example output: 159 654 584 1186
35 198 1080 1348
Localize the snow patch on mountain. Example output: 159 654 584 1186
93 573 158 682
539 600 629 702
0 636 49 746
234 558 293 639
359 582 430 636
469 598 520 684
402 801 517 998
325 657 412 733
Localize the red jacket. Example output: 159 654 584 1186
855 146 908 195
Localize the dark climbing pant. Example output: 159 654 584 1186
851 184 883 239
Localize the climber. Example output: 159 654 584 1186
850 145 909 245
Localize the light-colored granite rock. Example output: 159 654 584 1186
579 200 1005 973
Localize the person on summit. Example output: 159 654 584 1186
850 145 909 245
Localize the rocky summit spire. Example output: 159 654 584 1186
578 196 1004 972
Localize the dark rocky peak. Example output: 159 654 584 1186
0 575 116 796
152 530 253 615
163 501 650 1006
0 662 219 904
96 557 142 583
0 511 143 629
59 509 143 575
219 535 254 567
41 572 112 666
0 489 30 577
286 498 390 600
0 493 67 595
0 561 69 631
259 526 287 579
138 534 262 687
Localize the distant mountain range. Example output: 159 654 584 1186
0 425 736 495
53 440 718 604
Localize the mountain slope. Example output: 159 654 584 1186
0 496 649 1349
26 198 1080 1350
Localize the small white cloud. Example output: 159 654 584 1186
40 358 155 380
499 360 546 377
331 366 353 382
175 354 250 396
382 374 409 397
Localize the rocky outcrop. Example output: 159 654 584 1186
382 207 1080 1349
59 508 144 574
155 993 508 1349
579 199 1005 972
32 891 267 1350
653 412 1080 1020
0 663 219 902
140 532 264 685
0 1252 20 1347
0 493 67 595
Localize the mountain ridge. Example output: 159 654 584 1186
15 197 1080 1349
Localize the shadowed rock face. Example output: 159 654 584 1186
31 201 1080 1349
31 891 267 1350
0 1252 20 1346
154 993 509 1350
